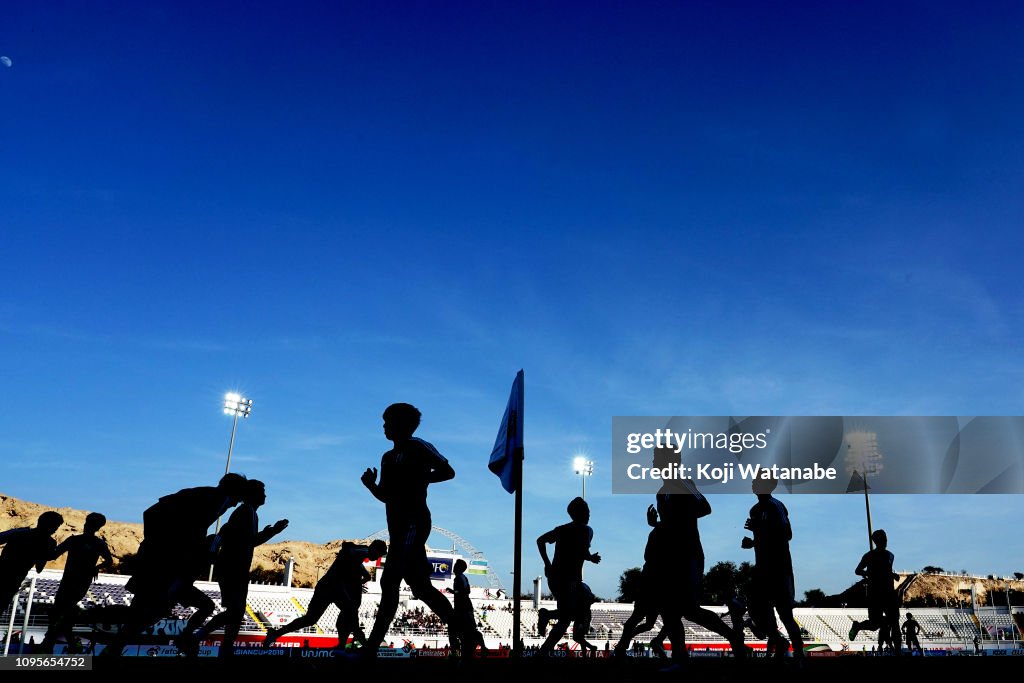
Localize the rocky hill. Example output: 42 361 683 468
901 571 1024 607
0 494 365 589
5 493 1021 603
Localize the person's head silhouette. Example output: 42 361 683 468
652 445 679 470
244 479 267 507
84 512 106 534
37 511 63 535
871 529 887 549
218 472 249 504
567 497 590 524
383 403 421 442
454 559 468 576
752 477 778 497
367 539 387 561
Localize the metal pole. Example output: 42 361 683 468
512 415 523 658
4 590 18 656
582 473 586 501
1007 584 1018 644
208 410 240 581
18 575 36 655
863 469 874 550
224 410 240 476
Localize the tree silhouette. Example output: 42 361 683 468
617 567 643 603
701 561 754 605
802 589 828 607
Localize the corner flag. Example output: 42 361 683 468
846 470 870 493
488 369 524 494
847 469 874 550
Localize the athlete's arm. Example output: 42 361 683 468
0 528 27 546
537 529 558 571
361 466 387 503
52 537 74 560
427 458 455 483
36 539 56 572
419 440 455 483
97 540 114 574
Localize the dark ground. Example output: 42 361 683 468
79 654 1016 681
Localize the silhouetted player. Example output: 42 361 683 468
264 539 387 649
360 403 457 655
41 512 113 652
451 559 488 657
536 497 602 655
849 529 901 655
901 612 923 655
740 477 804 658
612 503 666 658
101 474 248 655
647 447 746 668
182 479 288 656
0 511 63 611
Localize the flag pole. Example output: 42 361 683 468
488 370 524 657
863 468 874 550
512 432 523 657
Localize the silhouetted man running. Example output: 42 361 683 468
0 511 63 610
264 539 387 650
360 403 457 656
741 477 804 659
452 559 488 657
901 612 923 655
41 512 113 652
849 529 901 655
537 497 602 655
182 479 288 656
647 447 747 670
612 504 667 658
100 473 248 655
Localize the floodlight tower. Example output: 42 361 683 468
222 392 253 475
573 456 594 500
208 392 253 581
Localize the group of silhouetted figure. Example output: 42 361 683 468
2 403 918 664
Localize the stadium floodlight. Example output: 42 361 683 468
208 392 253 581
573 456 594 500
222 393 253 474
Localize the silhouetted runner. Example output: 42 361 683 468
99 473 248 656
645 447 747 670
849 529 901 656
360 403 457 656
536 497 601 655
740 477 804 659
41 512 113 652
263 539 386 650
0 511 63 611
451 559 488 657
901 612 923 655
612 507 665 658
180 479 288 656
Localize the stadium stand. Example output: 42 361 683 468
2 568 1020 654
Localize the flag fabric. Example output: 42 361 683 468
846 470 871 493
488 369 524 494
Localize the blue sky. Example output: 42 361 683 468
2 1 1023 600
